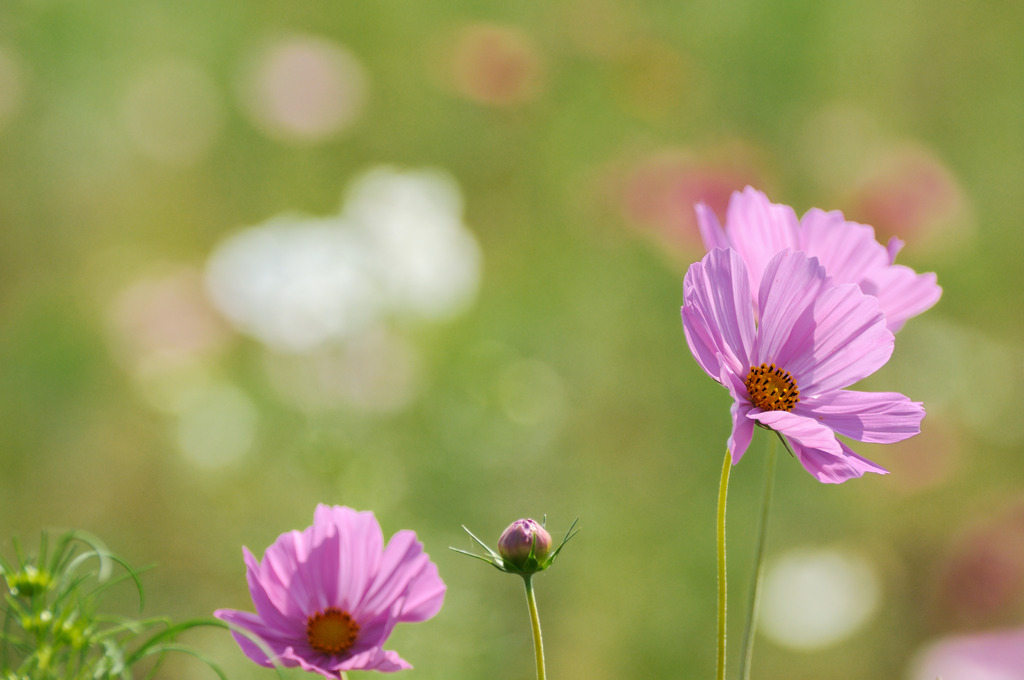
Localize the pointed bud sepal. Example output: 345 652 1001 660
451 516 579 577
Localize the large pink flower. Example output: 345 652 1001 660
682 247 925 483
696 186 941 332
215 505 446 676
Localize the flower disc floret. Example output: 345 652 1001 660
745 363 799 412
215 505 446 676
682 247 925 483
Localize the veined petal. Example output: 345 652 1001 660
355 530 432 621
721 362 755 462
682 248 755 379
752 411 887 482
695 202 729 252
214 608 297 668
798 209 889 285
753 249 830 366
797 390 924 443
862 266 942 333
776 279 893 395
794 439 889 483
397 559 447 623
722 186 800 292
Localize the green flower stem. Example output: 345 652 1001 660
523 574 546 680
716 449 732 680
738 434 779 680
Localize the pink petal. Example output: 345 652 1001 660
721 186 800 294
355 531 433 621
681 248 755 380
695 202 729 252
753 249 891 391
754 249 831 366
214 608 298 668
797 390 924 443
398 558 447 623
797 209 888 286
862 265 941 333
244 547 298 630
753 410 888 482
721 363 755 462
316 505 384 611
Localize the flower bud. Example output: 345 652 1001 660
497 519 552 571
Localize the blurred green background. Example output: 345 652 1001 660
2 0 1023 678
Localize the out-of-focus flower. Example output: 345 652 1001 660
910 627 1024 680
681 248 924 482
239 35 367 142
439 23 543 106
697 186 941 332
215 505 445 675
610 148 762 256
849 146 969 251
205 166 481 353
933 501 1024 626
498 519 553 572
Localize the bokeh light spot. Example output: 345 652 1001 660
176 381 258 469
760 547 880 650
121 61 225 166
240 36 367 142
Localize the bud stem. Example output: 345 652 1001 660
716 449 731 680
522 574 546 680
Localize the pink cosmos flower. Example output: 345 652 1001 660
682 247 925 482
696 186 941 332
215 505 446 675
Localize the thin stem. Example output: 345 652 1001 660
716 449 732 680
738 434 779 680
523 575 546 680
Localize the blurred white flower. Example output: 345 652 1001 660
205 167 482 354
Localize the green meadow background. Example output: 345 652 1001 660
2 1 1023 678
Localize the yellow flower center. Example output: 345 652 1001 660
745 363 799 412
306 607 359 655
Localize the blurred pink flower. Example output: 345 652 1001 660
443 23 543 106
697 186 941 332
849 146 967 250
682 248 924 482
911 627 1024 680
216 505 446 675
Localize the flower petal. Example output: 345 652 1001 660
721 362 755 462
797 390 924 443
682 248 755 380
214 608 299 668
753 249 832 367
798 209 889 286
721 186 800 293
753 411 888 482
695 201 729 252
755 250 893 395
355 530 433 621
862 265 941 333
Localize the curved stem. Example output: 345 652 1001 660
738 434 779 680
716 449 732 680
523 575 546 680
